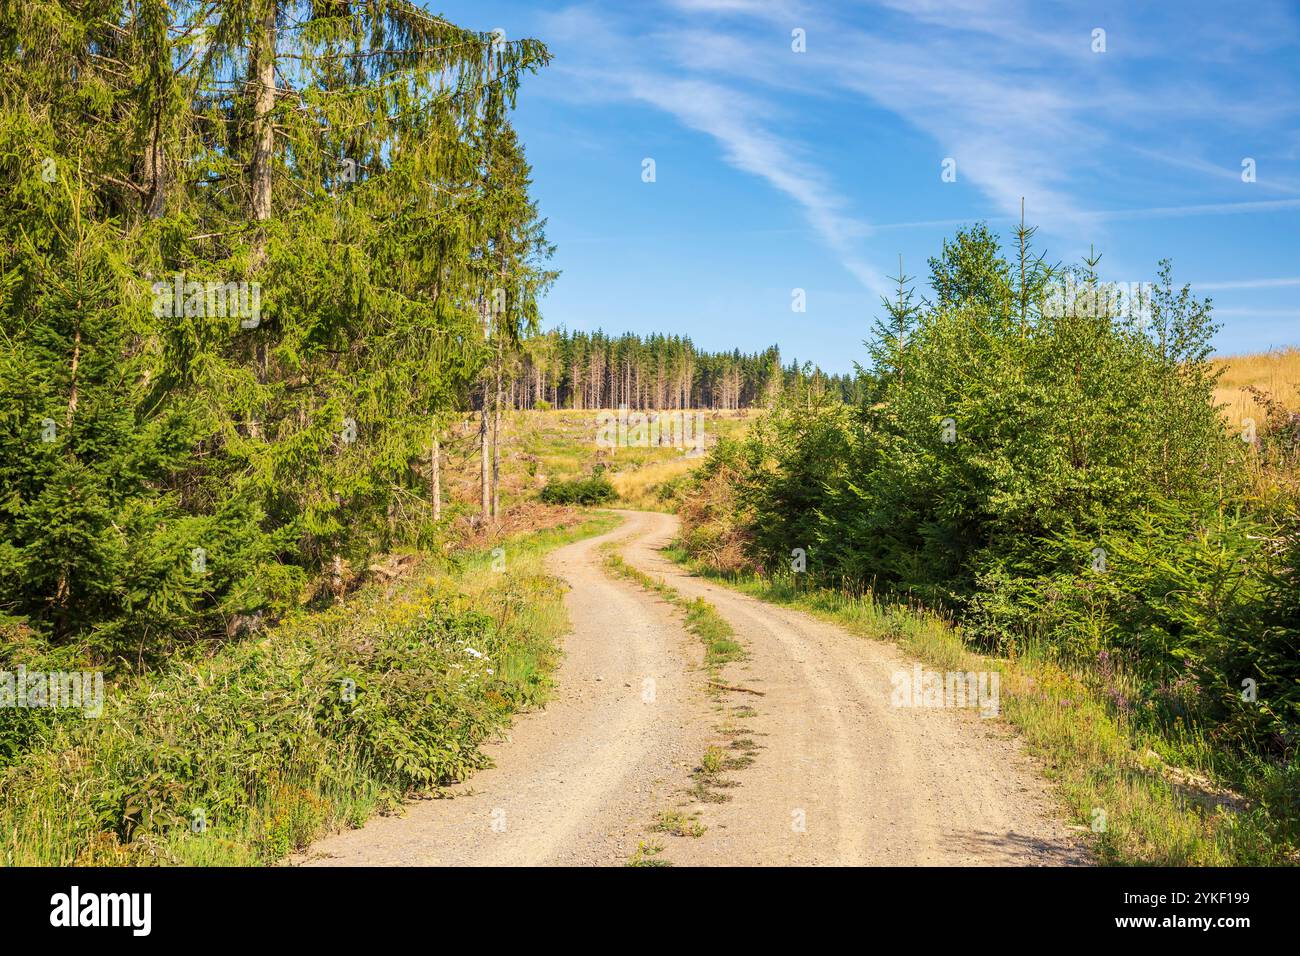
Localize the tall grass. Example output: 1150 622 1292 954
0 515 619 866
1213 347 1300 428
481 408 753 511
609 457 698 511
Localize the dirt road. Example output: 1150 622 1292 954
300 514 713 866
300 510 1084 866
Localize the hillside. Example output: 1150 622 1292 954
1213 347 1300 428
438 407 754 524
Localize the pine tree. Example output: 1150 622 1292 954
866 255 923 391
0 2 553 663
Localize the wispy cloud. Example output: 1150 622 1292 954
666 0 804 22
539 4 890 296
868 198 1300 233
1085 198 1300 222
1129 146 1300 196
623 74 889 295
533 0 1298 314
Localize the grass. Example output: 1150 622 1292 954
0 513 620 866
700 745 725 774
663 546 1298 866
626 839 672 867
602 551 744 671
608 456 698 511
452 408 754 513
689 744 744 804
652 809 706 838
1213 347 1300 429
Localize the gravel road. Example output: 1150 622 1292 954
299 510 1084 866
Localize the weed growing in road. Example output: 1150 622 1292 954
626 840 672 867
690 745 743 804
684 599 745 667
601 550 744 673
701 745 725 774
653 809 706 838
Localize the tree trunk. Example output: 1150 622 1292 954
249 3 276 222
142 101 167 218
431 429 441 521
66 326 81 427
480 386 490 522
492 355 502 519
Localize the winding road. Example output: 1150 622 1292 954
300 510 1085 867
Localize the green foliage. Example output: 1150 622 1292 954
539 474 617 505
0 516 611 865
0 618 89 766
2 596 501 863
0 3 553 667
681 224 1300 762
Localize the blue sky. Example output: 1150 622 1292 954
433 0 1300 374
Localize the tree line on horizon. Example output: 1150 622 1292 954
487 329 859 412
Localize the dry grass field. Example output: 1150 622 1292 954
1212 347 1300 428
442 408 756 519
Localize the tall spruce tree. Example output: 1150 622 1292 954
1 2 552 665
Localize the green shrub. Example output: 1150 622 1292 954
679 223 1299 764
0 617 92 768
0 559 561 865
539 475 617 505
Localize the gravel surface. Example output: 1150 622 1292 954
298 510 1086 867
